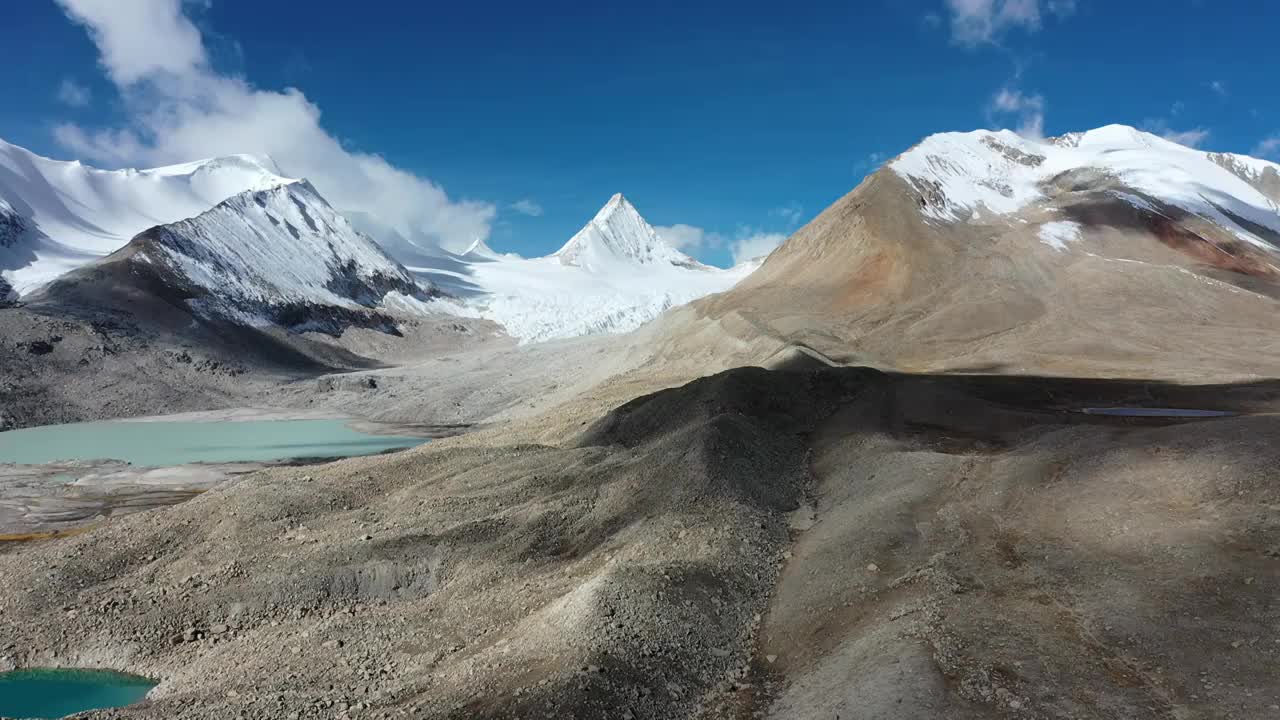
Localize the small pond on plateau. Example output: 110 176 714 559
0 668 157 719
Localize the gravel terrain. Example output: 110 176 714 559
0 298 512 430
3 368 1279 719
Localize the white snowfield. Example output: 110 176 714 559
409 194 757 343
0 139 291 295
146 181 417 321
891 124 1280 252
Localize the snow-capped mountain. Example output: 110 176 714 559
0 138 759 343
890 124 1280 266
554 193 705 270
0 139 292 297
413 194 756 343
656 124 1280 382
461 237 507 261
45 180 429 334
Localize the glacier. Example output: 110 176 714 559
408 194 758 343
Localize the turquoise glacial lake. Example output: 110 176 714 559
0 668 156 718
0 418 424 467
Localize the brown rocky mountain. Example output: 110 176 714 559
646 125 1280 382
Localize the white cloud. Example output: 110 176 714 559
56 78 91 107
1253 134 1280 160
988 87 1045 139
510 199 544 217
1046 0 1077 17
730 231 787 265
944 0 1071 46
1161 128 1210 148
57 0 207 85
1210 80 1227 96
853 151 888 176
768 203 804 226
655 224 720 252
51 0 494 253
1140 119 1210 148
942 0 1075 46
656 224 787 264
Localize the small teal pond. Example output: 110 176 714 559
0 418 424 467
0 668 156 718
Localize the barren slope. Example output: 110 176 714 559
3 368 1279 719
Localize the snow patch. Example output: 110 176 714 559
1111 191 1165 216
1038 221 1082 251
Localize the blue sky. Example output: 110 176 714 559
1 1 1277 267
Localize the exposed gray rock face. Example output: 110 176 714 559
1 201 24 301
1209 151 1280 205
0 199 22 249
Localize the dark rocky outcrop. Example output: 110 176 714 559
0 202 23 249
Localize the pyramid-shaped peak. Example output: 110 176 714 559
589 193 638 222
463 237 503 259
554 193 695 270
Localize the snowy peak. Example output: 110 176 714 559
462 237 504 260
405 192 756 343
0 137 297 296
144 153 291 193
0 138 291 197
554 194 703 270
124 180 425 332
888 124 1280 255
592 192 634 224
